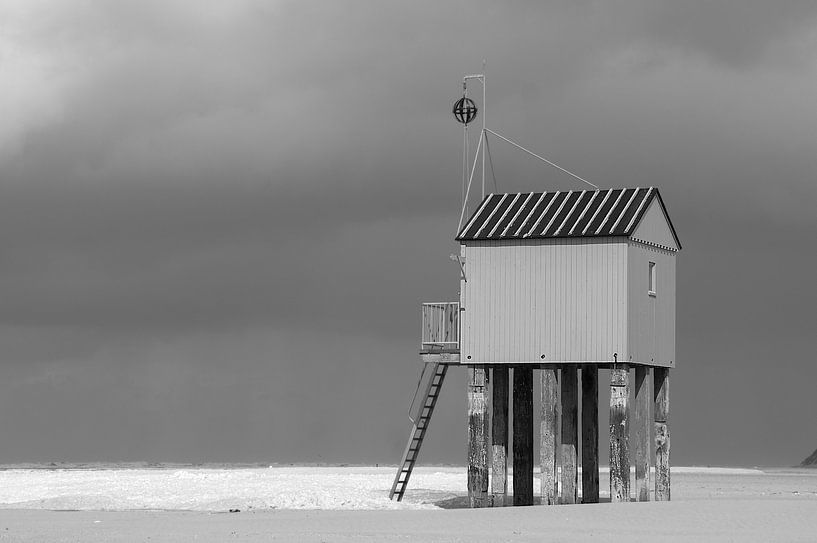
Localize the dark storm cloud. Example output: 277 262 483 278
629 0 817 67
1 1 816 465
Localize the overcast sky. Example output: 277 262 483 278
1 1 816 467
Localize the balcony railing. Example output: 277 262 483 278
421 302 459 351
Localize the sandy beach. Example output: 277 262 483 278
0 466 815 541
2 500 817 543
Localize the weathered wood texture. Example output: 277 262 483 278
581 365 599 503
512 367 534 506
467 366 489 508
555 369 561 494
540 367 559 505
491 366 509 507
634 366 650 501
560 365 578 504
610 365 630 503
654 367 670 501
421 302 459 348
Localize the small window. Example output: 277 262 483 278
648 262 656 296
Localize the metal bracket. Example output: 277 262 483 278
449 253 467 282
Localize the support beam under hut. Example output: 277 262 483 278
512 367 534 506
610 364 630 503
467 366 489 507
540 367 559 505
654 367 671 501
491 366 509 506
634 366 651 502
560 365 578 504
581 365 599 503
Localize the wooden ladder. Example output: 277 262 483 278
389 362 448 501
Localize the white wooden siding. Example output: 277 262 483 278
626 241 676 366
460 238 628 364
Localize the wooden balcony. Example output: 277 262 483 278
420 302 460 364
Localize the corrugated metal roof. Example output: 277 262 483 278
457 187 680 247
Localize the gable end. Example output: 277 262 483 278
628 190 681 251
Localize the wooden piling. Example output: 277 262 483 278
512 366 534 506
654 367 670 501
634 366 650 501
560 365 578 504
540 367 559 505
580 365 599 503
609 364 630 503
467 366 489 508
491 366 509 507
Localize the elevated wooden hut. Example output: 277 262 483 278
392 186 680 507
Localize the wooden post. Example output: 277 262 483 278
634 366 650 502
491 366 509 506
512 366 534 506
540 367 559 505
609 364 630 503
560 365 578 504
468 366 489 507
654 367 671 501
555 369 561 495
580 365 599 503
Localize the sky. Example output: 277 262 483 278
0 0 816 468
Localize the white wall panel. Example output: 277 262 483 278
461 238 629 364
626 241 676 367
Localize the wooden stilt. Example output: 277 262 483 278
580 365 599 503
540 367 559 505
491 366 509 507
610 364 630 503
560 365 578 504
468 366 489 508
555 369 561 495
634 366 650 501
512 366 534 506
654 367 670 501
